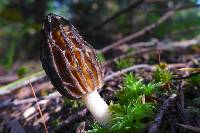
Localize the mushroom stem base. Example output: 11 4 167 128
82 90 111 126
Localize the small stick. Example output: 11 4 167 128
104 38 200 66
173 72 200 80
105 64 153 81
176 123 200 132
148 94 177 133
0 91 60 109
99 3 181 53
157 49 161 64
86 0 144 33
0 71 47 95
56 108 88 131
105 63 186 81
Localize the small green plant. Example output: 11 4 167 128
193 97 200 106
51 119 61 128
187 73 200 87
0 41 16 69
17 66 29 77
117 74 157 105
97 53 106 63
185 97 200 118
109 102 154 133
63 98 84 109
88 73 158 133
126 48 135 53
152 62 172 84
115 58 134 70
88 122 109 133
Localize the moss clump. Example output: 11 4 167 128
88 73 158 133
97 53 106 63
63 98 84 109
153 62 172 84
187 73 200 87
17 66 28 77
115 58 134 70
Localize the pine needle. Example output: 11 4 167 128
28 79 48 133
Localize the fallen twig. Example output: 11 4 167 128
0 71 47 95
56 108 88 131
148 94 177 133
166 26 200 38
173 72 200 80
0 74 18 85
176 102 191 125
99 3 181 53
104 38 200 66
176 123 200 133
105 64 153 81
105 63 185 81
0 91 60 109
86 0 145 33
63 108 88 125
104 47 155 66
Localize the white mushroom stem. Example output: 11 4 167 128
82 89 111 126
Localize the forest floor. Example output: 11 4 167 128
0 36 200 133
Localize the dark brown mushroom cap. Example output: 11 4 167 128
40 13 104 99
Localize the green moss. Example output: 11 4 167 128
51 119 61 128
127 48 135 53
186 106 200 115
97 53 105 64
63 98 84 109
193 97 200 105
187 73 200 87
17 66 29 77
115 58 134 70
88 122 109 133
152 63 172 84
117 74 157 105
109 102 154 133
88 73 158 133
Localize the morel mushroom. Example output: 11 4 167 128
40 13 111 125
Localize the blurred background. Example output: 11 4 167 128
0 0 200 132
0 0 200 71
